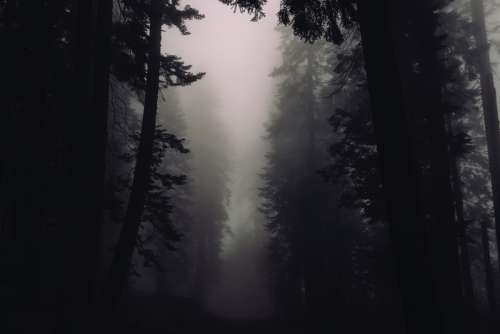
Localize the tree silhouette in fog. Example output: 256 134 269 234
99 0 204 323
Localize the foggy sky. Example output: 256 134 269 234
164 0 282 318
165 0 280 153
165 1 281 250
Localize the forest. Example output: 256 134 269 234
3 0 500 333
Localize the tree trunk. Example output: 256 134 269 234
302 52 335 331
89 0 112 300
481 219 496 314
356 0 447 332
471 0 500 279
450 150 474 306
415 3 466 332
18 0 51 313
59 0 112 331
447 119 475 328
99 0 163 320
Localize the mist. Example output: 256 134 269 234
166 0 281 319
5 1 500 333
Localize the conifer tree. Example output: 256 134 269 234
261 28 340 325
470 0 500 279
277 1 471 332
182 81 231 302
100 0 203 318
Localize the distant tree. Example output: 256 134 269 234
182 82 231 302
149 89 194 295
261 28 344 327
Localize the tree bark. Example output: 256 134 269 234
356 0 450 332
471 0 500 279
450 150 474 307
415 3 466 332
59 0 113 331
447 119 475 329
481 219 496 314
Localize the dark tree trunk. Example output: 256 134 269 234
99 0 163 320
356 0 450 332
0 0 16 196
471 0 500 277
414 3 466 332
194 231 208 300
302 54 336 331
0 2 52 329
59 1 112 331
19 0 51 312
88 0 112 298
481 220 496 314
448 125 475 329
450 151 474 306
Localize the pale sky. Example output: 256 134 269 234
164 0 281 154
163 0 282 239
163 0 282 317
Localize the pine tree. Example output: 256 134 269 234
470 0 500 286
261 28 342 326
99 0 203 321
182 81 231 302
277 1 472 332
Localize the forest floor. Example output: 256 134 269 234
120 318 306 334
117 290 500 334
117 290 305 334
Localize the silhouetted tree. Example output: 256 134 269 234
0 1 116 331
99 0 203 322
278 1 468 332
59 1 114 331
182 81 231 303
470 0 500 287
261 28 346 329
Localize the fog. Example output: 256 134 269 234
6 1 500 333
166 0 281 319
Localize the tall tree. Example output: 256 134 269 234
470 0 500 273
261 29 349 328
59 1 113 331
408 3 465 331
278 1 466 332
99 0 203 319
182 82 231 302
481 219 496 313
0 1 60 326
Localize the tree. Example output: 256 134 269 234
0 1 115 331
181 81 231 302
261 28 349 328
99 0 203 320
0 3 70 330
278 1 467 332
149 89 194 295
470 0 500 279
59 1 113 331
219 0 265 20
